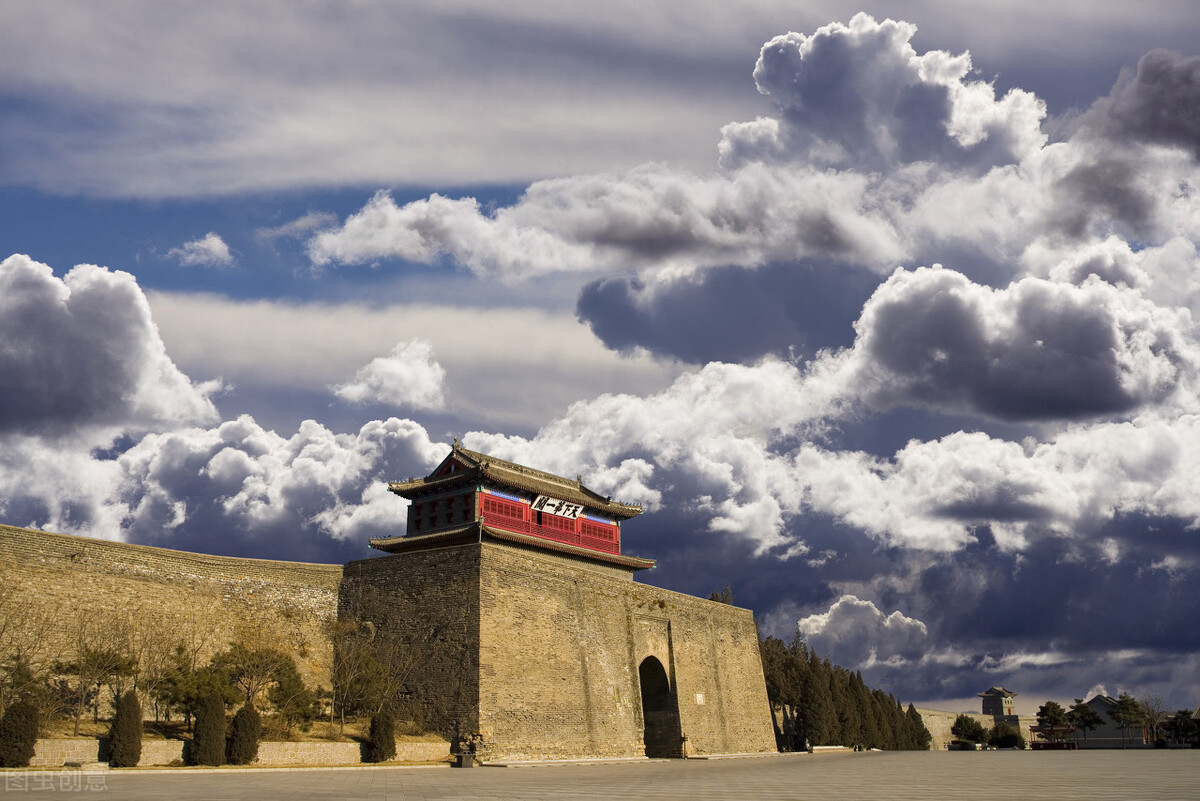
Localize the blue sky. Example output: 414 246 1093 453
4 1 1200 715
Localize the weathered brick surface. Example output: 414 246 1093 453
475 541 777 760
0 524 341 689
340 547 480 741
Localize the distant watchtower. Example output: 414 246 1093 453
978 686 1017 716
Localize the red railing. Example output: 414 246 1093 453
480 510 620 554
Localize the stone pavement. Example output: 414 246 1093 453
5 749 1198 800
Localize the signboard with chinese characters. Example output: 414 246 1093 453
532 494 583 519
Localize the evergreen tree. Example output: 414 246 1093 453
906 704 932 750
951 713 986 743
227 703 261 765
1067 699 1104 745
988 721 1025 749
366 712 396 762
799 652 835 746
0 699 39 768
851 672 879 749
190 692 227 766
107 691 143 768
268 657 318 736
1108 693 1142 747
1035 700 1071 743
829 665 857 745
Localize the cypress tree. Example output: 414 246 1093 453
366 712 396 763
226 703 261 765
906 703 932 750
0 700 39 768
799 653 835 746
190 692 227 766
107 691 143 768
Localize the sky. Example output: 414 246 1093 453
3 0 1200 716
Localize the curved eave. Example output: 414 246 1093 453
368 522 655 571
475 463 642 520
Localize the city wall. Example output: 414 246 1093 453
3 524 776 763
0 524 341 691
916 708 1039 751
475 541 777 760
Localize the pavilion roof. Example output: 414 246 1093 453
388 442 643 520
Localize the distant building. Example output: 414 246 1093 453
1074 694 1146 748
978 686 1017 716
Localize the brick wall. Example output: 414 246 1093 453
475 540 777 760
0 524 342 692
4 525 776 763
340 547 481 742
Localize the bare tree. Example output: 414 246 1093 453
0 587 58 718
1139 694 1169 743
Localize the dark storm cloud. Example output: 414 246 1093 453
0 254 216 434
576 260 879 363
803 525 1200 707
849 267 1197 421
1051 157 1158 240
1090 48 1200 157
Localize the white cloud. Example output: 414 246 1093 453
256 211 338 242
719 13 1045 170
0 254 218 436
145 291 682 431
838 266 1200 421
332 339 446 411
0 413 445 549
798 595 929 668
167 233 234 268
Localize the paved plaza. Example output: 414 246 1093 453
5 749 1198 800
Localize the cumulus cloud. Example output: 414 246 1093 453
0 413 445 559
838 266 1200 421
719 14 1045 171
0 254 218 435
798 595 929 667
331 339 446 410
1083 48 1200 157
167 233 234 267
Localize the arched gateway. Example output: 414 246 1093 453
638 656 684 758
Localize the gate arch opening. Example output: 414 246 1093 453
638 656 683 758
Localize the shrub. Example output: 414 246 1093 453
227 703 261 765
988 721 1026 749
0 700 40 768
107 691 143 767
366 712 396 763
950 713 986 744
190 692 227 766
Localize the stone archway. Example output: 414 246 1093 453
638 656 683 758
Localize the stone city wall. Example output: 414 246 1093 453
916 708 1039 750
476 541 777 761
4 525 776 763
340 545 482 743
0 524 342 692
